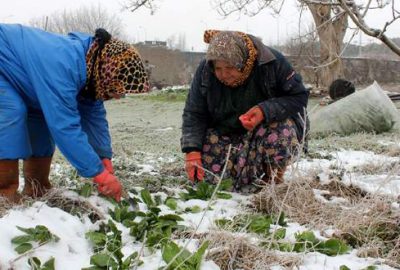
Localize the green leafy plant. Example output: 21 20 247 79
248 215 273 235
165 197 178 210
108 191 186 249
128 207 185 248
360 266 377 270
84 220 140 270
215 213 286 236
218 179 233 191
290 231 350 256
108 200 138 226
135 87 189 102
27 257 55 270
11 225 60 254
161 240 209 270
140 189 156 207
184 206 202 213
272 228 287 240
317 238 350 256
258 230 350 256
179 180 232 201
78 182 94 198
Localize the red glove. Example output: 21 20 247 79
102 158 114 174
239 106 265 131
93 169 122 202
185 151 204 182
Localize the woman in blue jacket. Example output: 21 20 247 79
0 24 149 202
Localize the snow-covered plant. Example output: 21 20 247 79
11 225 60 254
127 207 185 248
27 257 55 270
161 240 209 270
84 220 140 270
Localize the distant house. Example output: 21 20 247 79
143 40 167 48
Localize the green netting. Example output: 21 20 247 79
309 82 400 137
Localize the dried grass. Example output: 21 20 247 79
251 176 342 228
44 190 105 222
251 175 400 266
0 189 104 222
383 145 400 157
310 178 367 203
0 193 39 218
0 197 18 217
334 197 400 266
386 238 400 268
309 132 398 154
205 231 301 270
352 160 399 175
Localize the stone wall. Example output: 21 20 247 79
136 45 204 89
286 56 400 86
135 46 400 88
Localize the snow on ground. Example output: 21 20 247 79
295 150 400 196
1 148 399 270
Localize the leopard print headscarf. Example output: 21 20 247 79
84 38 149 100
204 30 258 87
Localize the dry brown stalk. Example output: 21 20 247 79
251 174 400 265
0 197 16 217
0 188 106 222
334 197 400 265
251 176 342 228
205 231 301 270
44 189 105 222
310 178 368 203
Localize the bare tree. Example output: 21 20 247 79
177 33 187 51
337 0 400 55
213 0 400 87
166 33 187 51
120 0 160 14
300 1 348 87
29 4 125 39
122 0 399 88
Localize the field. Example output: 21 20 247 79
0 87 399 270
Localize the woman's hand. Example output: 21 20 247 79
239 106 265 131
185 151 204 182
93 169 122 202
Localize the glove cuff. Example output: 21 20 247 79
102 158 114 174
254 105 265 117
185 151 202 161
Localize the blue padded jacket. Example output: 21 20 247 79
0 23 111 177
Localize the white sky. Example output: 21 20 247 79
1 0 399 51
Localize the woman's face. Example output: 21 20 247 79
213 60 243 86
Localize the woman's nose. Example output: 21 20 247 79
221 70 229 79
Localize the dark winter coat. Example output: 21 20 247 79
181 37 309 153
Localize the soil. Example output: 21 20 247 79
104 97 186 189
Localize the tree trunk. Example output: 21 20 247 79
307 2 348 89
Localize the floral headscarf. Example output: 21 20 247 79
204 30 258 87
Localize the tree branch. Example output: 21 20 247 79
121 0 158 14
338 0 400 56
